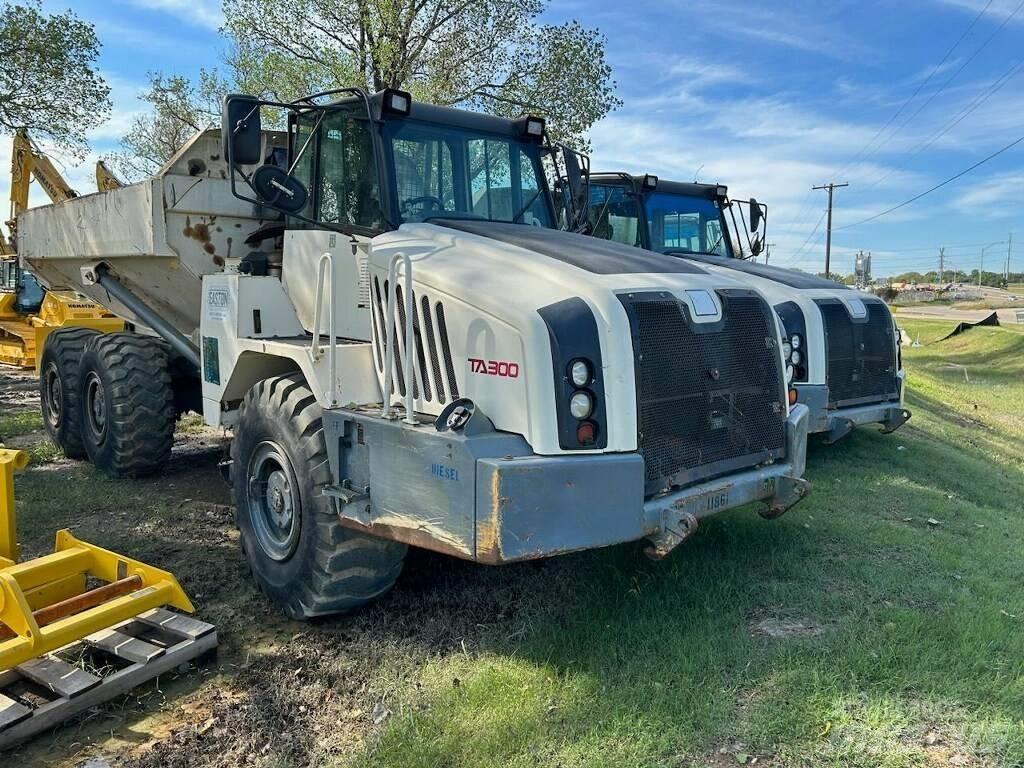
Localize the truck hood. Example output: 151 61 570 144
372 221 755 313
668 252 850 290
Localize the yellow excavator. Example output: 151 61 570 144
0 129 122 369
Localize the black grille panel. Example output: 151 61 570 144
816 299 899 407
621 290 787 494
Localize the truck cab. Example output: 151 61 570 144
586 173 910 443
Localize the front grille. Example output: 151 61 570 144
620 289 787 495
816 299 899 407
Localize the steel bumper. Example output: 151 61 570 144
796 380 911 442
473 404 810 563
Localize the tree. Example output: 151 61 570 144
116 0 619 173
223 0 618 146
105 73 224 180
0 0 110 158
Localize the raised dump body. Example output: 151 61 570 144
18 130 287 340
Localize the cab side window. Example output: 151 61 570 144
588 185 640 247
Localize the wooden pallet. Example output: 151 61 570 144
0 608 217 750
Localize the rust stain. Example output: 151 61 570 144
340 515 473 560
212 254 225 267
187 158 207 176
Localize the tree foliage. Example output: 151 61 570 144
106 73 224 180
0 0 110 158
117 0 620 173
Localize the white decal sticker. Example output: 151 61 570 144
206 288 230 320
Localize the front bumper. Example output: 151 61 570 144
796 375 910 442
324 404 810 565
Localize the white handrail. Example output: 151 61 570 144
380 251 415 424
311 251 337 407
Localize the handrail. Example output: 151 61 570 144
311 251 337 407
381 252 416 424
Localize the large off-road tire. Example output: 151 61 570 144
38 327 101 459
78 333 176 478
232 374 407 619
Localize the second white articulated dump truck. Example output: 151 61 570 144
17 89 809 617
586 174 911 444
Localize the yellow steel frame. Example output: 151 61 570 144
0 449 194 670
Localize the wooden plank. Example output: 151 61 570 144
0 693 30 730
84 629 165 664
136 609 215 641
0 631 217 750
16 657 101 699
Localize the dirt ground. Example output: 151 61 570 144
1 365 574 767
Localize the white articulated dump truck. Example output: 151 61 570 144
586 174 911 444
17 89 810 618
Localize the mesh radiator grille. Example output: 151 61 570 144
622 290 787 493
816 300 899 407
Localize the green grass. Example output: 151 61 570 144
354 320 1024 768
0 410 42 440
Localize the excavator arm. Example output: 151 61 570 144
4 128 79 246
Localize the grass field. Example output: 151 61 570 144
4 319 1023 767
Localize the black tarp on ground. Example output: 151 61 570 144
938 311 1000 341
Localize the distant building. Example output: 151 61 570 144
854 251 872 288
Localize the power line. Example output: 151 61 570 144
812 182 849 277
790 209 827 260
777 0 998 244
876 0 1024 153
836 131 1024 230
833 0 995 179
864 56 1024 191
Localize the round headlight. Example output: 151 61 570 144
791 350 802 366
786 364 794 383
569 391 593 420
569 360 591 387
791 334 802 350
781 341 792 360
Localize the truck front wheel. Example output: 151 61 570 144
232 374 406 619
78 333 176 477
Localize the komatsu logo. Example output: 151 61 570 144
468 358 520 378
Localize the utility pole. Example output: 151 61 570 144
939 247 944 285
765 242 776 265
812 182 848 279
1006 233 1013 282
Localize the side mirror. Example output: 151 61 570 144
561 147 590 231
222 94 263 166
749 198 762 233
252 165 308 214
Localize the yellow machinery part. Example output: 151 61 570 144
0 449 194 671
0 289 123 370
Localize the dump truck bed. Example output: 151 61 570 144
17 130 287 339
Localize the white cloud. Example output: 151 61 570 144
127 0 223 30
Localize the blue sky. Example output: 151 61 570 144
11 0 1024 277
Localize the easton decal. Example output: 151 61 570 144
468 358 520 378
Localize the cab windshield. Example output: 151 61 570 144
385 120 554 227
644 192 732 258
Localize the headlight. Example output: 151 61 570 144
791 350 802 366
786 364 794 383
781 341 792 360
791 333 802 350
569 360 591 387
569 391 593 419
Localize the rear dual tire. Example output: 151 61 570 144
39 330 176 477
78 333 176 478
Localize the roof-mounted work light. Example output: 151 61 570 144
516 115 546 142
715 185 728 198
641 174 658 190
382 89 412 116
